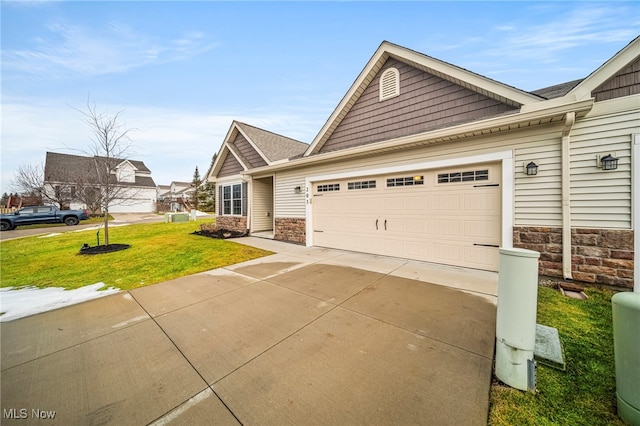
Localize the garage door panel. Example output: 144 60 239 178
312 162 501 271
464 246 499 269
433 194 462 211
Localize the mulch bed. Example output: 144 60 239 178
79 244 131 255
192 229 247 239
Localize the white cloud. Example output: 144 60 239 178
0 97 322 192
2 20 219 77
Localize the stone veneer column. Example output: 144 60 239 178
274 218 306 245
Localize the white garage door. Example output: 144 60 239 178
311 163 501 271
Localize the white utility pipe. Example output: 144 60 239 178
561 112 576 281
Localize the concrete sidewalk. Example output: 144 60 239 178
1 238 498 425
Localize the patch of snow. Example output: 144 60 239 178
0 283 120 322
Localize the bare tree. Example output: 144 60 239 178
76 102 140 245
11 162 75 208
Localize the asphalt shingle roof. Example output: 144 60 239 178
44 152 156 188
235 122 308 162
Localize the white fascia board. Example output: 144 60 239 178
384 43 542 106
568 37 640 101
303 41 543 157
248 98 594 177
116 159 138 170
235 124 272 166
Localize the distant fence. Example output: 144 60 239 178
0 207 16 214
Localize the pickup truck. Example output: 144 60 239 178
0 206 89 231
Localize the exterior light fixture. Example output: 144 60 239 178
294 186 302 194
599 154 618 171
525 161 538 176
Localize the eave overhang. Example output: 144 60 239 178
243 98 594 177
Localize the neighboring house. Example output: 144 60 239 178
208 38 639 289
157 181 193 212
44 152 157 213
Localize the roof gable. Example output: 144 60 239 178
209 121 308 179
567 36 640 101
305 41 542 156
316 57 520 154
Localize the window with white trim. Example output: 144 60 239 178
222 183 243 215
379 67 400 101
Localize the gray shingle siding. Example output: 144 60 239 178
318 58 518 154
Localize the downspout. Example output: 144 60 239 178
562 112 576 281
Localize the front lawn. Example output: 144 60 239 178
0 219 272 291
489 285 623 425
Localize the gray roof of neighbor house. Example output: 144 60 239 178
44 152 156 188
235 122 309 162
530 79 584 99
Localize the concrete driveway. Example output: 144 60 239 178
0 237 497 425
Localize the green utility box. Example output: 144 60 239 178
612 291 640 425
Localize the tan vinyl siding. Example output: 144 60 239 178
514 141 562 226
569 97 639 229
252 177 273 231
218 153 244 178
592 56 640 102
318 58 518 154
232 133 268 168
274 173 306 218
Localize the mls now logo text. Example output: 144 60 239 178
3 408 57 419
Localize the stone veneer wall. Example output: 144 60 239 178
513 226 634 289
274 218 306 245
214 216 247 233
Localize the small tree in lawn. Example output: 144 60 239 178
190 166 202 211
77 102 138 245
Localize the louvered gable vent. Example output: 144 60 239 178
379 67 400 101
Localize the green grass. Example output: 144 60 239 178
489 285 623 425
0 219 272 291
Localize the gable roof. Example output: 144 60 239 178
304 40 543 156
209 121 308 179
567 36 640 101
44 151 156 188
531 79 584 100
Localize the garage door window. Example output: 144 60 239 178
386 176 424 187
348 180 376 190
438 170 488 184
317 183 340 192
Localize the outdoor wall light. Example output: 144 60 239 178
294 186 302 194
525 161 539 176
598 154 619 171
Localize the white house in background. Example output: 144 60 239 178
44 151 157 213
207 38 639 290
157 181 193 212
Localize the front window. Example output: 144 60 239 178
222 183 243 215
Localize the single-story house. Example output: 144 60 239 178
208 38 639 289
44 152 157 213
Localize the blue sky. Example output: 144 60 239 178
1 1 639 194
